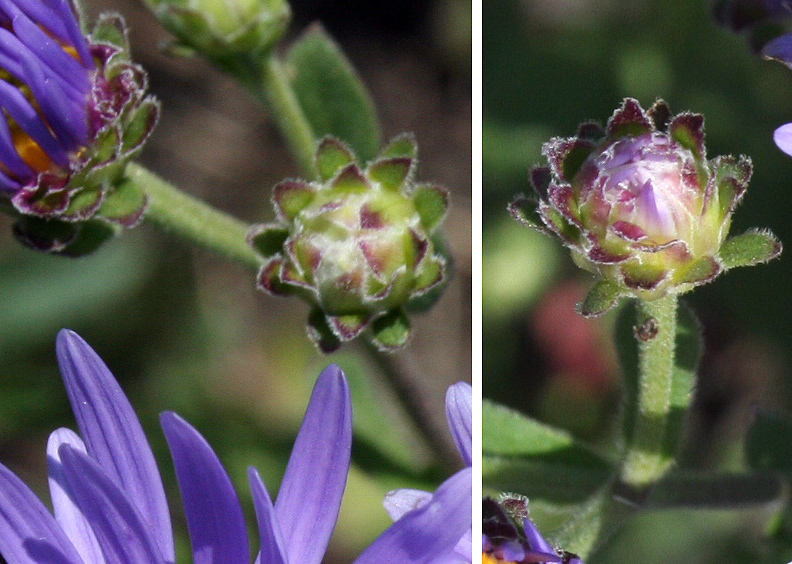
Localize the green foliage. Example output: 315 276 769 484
287 26 381 163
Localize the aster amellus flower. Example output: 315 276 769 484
383 381 473 564
0 330 469 564
483 497 583 564
510 98 781 316
0 1 158 252
249 135 449 353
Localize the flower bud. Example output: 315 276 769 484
510 98 781 315
249 135 449 353
0 3 158 254
145 0 290 62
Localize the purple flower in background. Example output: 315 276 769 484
482 497 583 564
383 381 473 564
0 330 470 564
0 0 158 243
761 34 792 156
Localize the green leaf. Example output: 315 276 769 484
746 411 792 473
615 300 701 461
370 309 410 351
647 471 782 509
287 25 381 163
249 224 289 257
579 280 622 317
719 229 782 269
315 137 355 181
100 178 148 227
482 399 613 503
91 12 130 53
413 184 449 232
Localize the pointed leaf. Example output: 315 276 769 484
719 229 782 269
371 309 411 351
315 137 355 181
272 179 316 221
121 99 160 154
368 157 412 191
378 133 417 160
578 280 622 317
413 184 449 232
99 177 148 227
161 412 250 564
327 313 370 341
274 364 351 564
91 12 130 53
287 25 380 162
249 224 290 258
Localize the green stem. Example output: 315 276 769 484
361 340 460 466
245 55 317 179
620 293 678 488
127 162 261 271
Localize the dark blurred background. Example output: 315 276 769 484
0 0 471 561
484 0 792 562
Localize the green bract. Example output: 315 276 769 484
249 135 449 353
510 98 782 316
144 0 290 65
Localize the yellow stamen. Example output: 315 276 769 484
11 127 54 173
483 553 517 564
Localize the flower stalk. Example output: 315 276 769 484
126 162 260 270
620 293 678 489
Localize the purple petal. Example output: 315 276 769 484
39 0 92 67
445 382 472 466
248 468 287 564
763 33 792 70
0 77 68 167
59 444 168 564
161 411 250 564
383 489 432 521
55 329 175 562
0 109 34 180
773 123 792 157
0 461 84 564
47 428 104 564
274 364 352 564
353 468 472 564
523 518 555 555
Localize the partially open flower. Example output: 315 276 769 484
0 2 158 254
510 98 781 316
249 135 449 353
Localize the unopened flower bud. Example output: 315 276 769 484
145 0 290 62
510 98 781 315
249 135 449 353
0 3 158 254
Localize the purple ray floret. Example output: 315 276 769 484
0 0 93 191
0 330 469 564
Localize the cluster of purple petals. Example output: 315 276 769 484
715 0 792 32
0 0 93 193
0 330 471 564
483 498 583 564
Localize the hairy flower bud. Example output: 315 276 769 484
144 0 290 64
249 135 449 353
510 98 781 315
0 3 158 254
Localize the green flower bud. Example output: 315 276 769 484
249 135 449 353
510 98 782 316
144 0 290 62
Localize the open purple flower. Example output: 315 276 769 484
383 381 473 564
0 1 158 253
0 330 469 564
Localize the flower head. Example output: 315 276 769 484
250 135 450 352
0 330 468 564
383 381 473 564
0 2 158 253
510 98 781 316
482 496 583 564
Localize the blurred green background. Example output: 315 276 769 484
0 0 471 562
484 0 792 562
